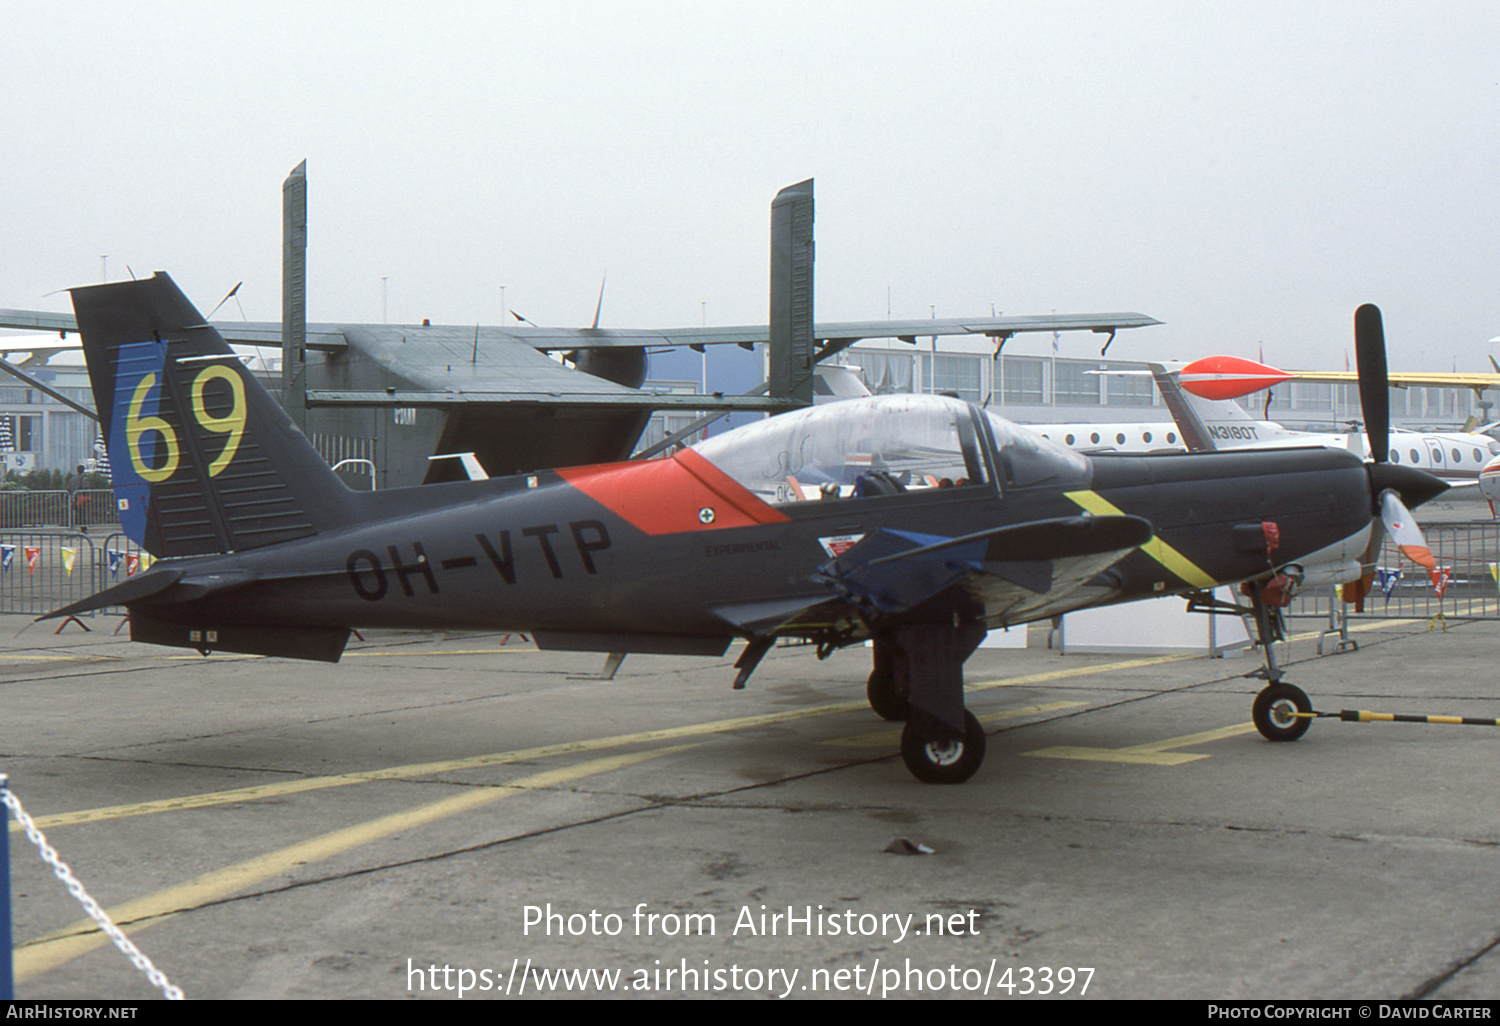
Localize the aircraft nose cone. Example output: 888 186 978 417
1368 462 1449 510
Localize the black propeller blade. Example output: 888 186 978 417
1355 303 1448 510
1354 303 1389 464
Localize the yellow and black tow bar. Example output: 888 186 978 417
1296 710 1500 726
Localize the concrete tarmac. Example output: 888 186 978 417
2 611 1499 1001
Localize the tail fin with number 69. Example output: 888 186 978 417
72 272 359 558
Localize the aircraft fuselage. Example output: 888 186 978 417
126 442 1375 661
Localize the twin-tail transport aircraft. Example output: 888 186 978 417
39 184 1449 783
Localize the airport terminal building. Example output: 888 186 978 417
0 332 1490 481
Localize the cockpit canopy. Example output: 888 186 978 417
692 394 1090 505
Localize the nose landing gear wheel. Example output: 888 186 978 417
900 710 986 783
1253 682 1312 742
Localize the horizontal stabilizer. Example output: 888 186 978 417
38 569 185 621
38 568 262 622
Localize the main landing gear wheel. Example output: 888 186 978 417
900 710 986 784
866 638 909 721
1252 682 1312 742
867 663 910 721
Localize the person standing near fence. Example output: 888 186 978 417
65 464 85 531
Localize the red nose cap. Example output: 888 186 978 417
1178 355 1295 400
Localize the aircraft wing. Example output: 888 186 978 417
505 312 1162 352
708 515 1151 641
0 310 351 351
0 310 1159 352
814 514 1151 617
0 308 75 335
1286 369 1500 392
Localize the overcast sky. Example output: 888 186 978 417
4 1 1499 372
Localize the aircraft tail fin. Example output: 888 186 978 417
71 272 359 558
768 179 815 405
1147 363 1215 452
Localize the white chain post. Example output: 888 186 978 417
2 782 184 1000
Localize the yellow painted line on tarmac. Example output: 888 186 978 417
14 744 699 983
12 705 875 834
825 702 1087 747
11 619 1435 831
343 648 540 658
0 654 124 663
968 652 1198 691
1024 722 1259 766
1011 618 1426 766
1287 617 1422 643
0 645 540 667
16 653 1211 834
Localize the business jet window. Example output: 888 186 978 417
982 410 1091 491
691 394 987 505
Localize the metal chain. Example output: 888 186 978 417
3 787 184 1000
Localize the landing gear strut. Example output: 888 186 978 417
1243 583 1313 743
879 622 988 784
866 632 909 721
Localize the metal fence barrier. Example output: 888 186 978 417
0 532 147 616
0 514 1497 624
0 490 118 531
1289 521 1500 622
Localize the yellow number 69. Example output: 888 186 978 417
126 373 180 483
126 364 246 483
191 365 246 476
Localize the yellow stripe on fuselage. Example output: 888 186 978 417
1064 489 1218 590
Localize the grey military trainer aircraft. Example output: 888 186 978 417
41 271 1445 783
37 182 1446 782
